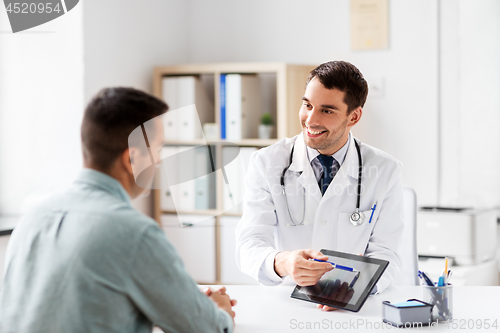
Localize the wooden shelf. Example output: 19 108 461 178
153 62 316 284
161 210 244 218
163 140 207 146
220 211 243 217
161 209 221 216
154 62 289 76
231 139 277 147
153 62 315 141
163 139 278 147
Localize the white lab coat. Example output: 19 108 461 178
235 133 404 293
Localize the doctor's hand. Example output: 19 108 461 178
274 249 333 286
203 286 237 323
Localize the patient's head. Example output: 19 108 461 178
81 87 167 197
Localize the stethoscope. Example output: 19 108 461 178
280 139 364 227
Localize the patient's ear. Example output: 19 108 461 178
121 148 134 175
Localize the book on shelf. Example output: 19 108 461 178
194 145 216 210
220 74 226 139
162 77 178 141
174 145 196 212
220 74 263 141
222 146 240 213
160 145 216 213
159 146 176 211
222 146 258 213
161 76 214 141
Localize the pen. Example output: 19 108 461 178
443 257 449 283
418 271 449 317
368 201 378 223
418 271 435 286
438 276 445 287
312 259 357 272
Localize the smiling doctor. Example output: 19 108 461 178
235 61 404 310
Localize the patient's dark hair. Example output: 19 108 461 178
81 87 168 171
306 61 368 113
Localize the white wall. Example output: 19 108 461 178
0 4 84 216
440 0 500 208
84 0 190 216
188 0 440 206
187 0 500 208
84 0 190 99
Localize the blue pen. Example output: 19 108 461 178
418 271 449 317
418 270 435 286
368 201 378 223
438 276 445 287
312 259 357 272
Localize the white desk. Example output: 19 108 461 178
220 285 500 333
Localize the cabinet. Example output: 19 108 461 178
152 63 315 284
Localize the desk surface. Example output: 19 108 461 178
0 216 18 236
220 285 500 333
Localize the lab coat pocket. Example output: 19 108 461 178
336 210 374 255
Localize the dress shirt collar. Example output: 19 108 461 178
75 168 132 206
306 132 351 166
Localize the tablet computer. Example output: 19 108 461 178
290 249 389 312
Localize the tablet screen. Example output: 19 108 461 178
290 249 389 312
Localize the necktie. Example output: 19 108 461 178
317 155 339 195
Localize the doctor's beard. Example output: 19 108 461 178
302 118 349 154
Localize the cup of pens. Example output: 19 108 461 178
421 282 452 322
418 259 453 323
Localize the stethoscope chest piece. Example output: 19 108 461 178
350 209 365 226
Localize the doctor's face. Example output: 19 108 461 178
299 77 361 156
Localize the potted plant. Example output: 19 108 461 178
259 113 274 139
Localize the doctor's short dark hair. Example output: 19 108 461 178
81 87 168 171
306 61 368 113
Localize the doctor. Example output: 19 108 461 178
235 61 404 309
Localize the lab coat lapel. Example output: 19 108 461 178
322 135 359 201
288 134 322 204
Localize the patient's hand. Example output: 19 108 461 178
202 286 237 322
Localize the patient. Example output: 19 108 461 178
0 88 236 333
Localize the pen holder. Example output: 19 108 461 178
421 283 453 322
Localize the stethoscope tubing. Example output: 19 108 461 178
280 139 363 226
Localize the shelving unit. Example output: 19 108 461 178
152 62 315 284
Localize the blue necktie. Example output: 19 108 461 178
317 155 339 195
